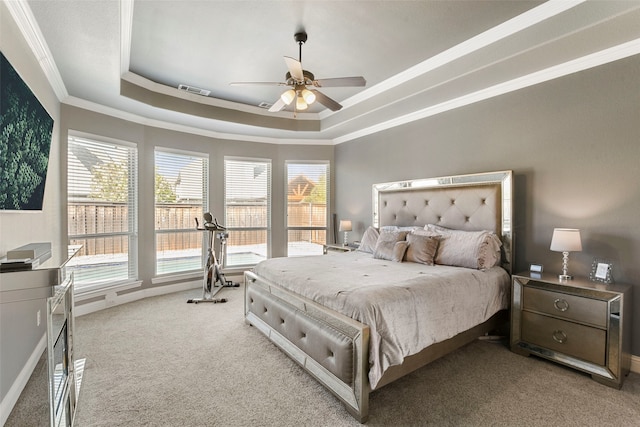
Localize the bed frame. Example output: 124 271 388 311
244 170 513 422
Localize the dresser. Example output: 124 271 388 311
1 245 81 426
510 272 632 388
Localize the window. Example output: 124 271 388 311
154 148 208 275
224 157 271 267
67 135 137 290
286 161 329 256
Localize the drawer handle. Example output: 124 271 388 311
552 330 567 344
553 298 569 312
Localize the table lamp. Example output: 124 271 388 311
550 228 582 280
339 220 352 246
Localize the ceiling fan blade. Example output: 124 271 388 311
311 90 343 111
229 81 288 86
284 56 304 82
313 76 366 87
268 97 287 113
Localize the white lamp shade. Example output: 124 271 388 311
301 88 316 104
550 228 582 252
295 95 308 110
339 220 352 232
280 89 296 105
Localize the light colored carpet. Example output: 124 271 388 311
8 283 640 426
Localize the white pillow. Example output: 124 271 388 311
357 226 380 254
380 225 421 232
425 224 502 270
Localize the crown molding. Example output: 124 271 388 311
5 0 68 101
334 38 640 144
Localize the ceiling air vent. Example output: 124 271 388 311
258 102 273 109
178 84 211 97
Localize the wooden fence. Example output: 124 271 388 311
68 202 327 255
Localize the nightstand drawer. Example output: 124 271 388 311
521 311 606 365
522 286 607 328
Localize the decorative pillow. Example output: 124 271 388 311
425 224 502 270
404 233 440 265
374 240 409 262
357 226 380 254
373 230 409 262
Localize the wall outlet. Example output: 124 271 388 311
37 310 41 327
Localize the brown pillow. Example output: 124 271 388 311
404 233 440 265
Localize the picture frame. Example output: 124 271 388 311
529 263 544 273
529 263 543 279
589 259 613 284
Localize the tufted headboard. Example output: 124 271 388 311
372 170 513 273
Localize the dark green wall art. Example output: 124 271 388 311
0 51 54 210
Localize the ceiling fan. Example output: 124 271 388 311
230 31 366 113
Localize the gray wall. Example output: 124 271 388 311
0 2 62 406
335 55 640 356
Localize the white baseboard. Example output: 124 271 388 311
0 334 46 426
631 355 640 374
75 280 201 317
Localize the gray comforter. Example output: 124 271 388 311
253 251 510 389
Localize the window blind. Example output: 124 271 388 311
224 157 271 267
67 135 138 289
154 148 208 275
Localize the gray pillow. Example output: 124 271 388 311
373 230 409 262
374 240 409 262
425 224 502 269
404 233 440 265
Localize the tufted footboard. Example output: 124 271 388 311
244 271 371 422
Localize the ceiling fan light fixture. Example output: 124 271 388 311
280 89 296 105
296 95 308 111
301 88 316 105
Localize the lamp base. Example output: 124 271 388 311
558 274 573 281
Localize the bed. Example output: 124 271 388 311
244 170 513 422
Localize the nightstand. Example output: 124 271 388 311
323 243 357 254
510 272 632 388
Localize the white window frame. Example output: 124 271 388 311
285 160 330 257
154 147 209 277
224 156 271 268
67 133 138 292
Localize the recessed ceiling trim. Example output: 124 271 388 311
320 0 586 120
63 96 334 146
121 77 321 132
334 38 640 145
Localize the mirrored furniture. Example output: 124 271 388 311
323 243 357 254
47 264 77 427
1 245 81 426
511 272 632 388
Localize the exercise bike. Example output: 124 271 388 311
187 213 239 304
